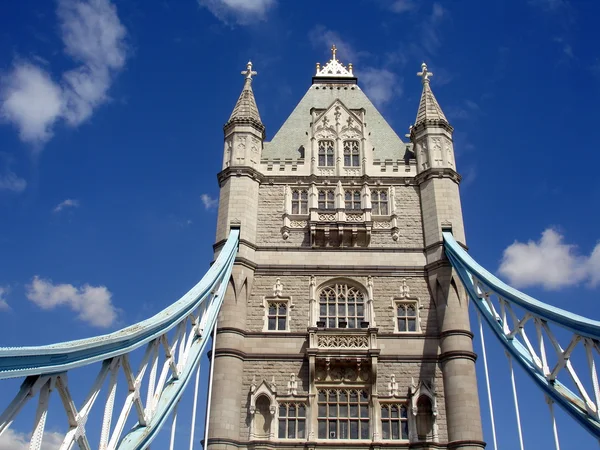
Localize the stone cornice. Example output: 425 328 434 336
217 165 263 186
415 167 461 185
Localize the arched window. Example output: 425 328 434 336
291 189 308 214
318 140 335 166
345 190 361 210
343 140 360 166
318 189 335 210
319 283 365 328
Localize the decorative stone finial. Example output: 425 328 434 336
270 375 277 392
389 374 399 397
417 62 433 84
241 61 257 80
250 375 257 393
331 44 337 60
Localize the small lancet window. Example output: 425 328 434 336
343 141 360 167
291 189 308 214
267 302 288 331
318 140 335 167
345 190 361 210
318 189 335 210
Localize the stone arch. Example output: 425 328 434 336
254 395 272 439
416 395 434 441
249 380 277 440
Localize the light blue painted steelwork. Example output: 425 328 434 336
0 229 239 450
0 230 239 380
443 231 600 439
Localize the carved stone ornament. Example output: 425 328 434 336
287 374 298 396
273 278 283 297
388 374 399 397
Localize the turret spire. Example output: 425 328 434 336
226 61 263 131
415 62 448 125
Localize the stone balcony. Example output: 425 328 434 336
308 209 372 247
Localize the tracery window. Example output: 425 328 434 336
317 389 370 440
319 284 365 328
318 140 335 167
381 404 409 440
318 189 335 210
267 301 288 331
278 403 307 439
345 190 361 210
396 301 418 332
291 189 308 214
371 190 389 215
343 140 360 167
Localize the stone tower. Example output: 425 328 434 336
207 50 484 449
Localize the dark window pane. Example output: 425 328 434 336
319 155 325 166
289 404 295 416
339 421 348 439
408 319 416 331
318 391 326 402
339 391 347 401
344 155 351 166
400 405 407 418
301 191 308 200
288 419 296 438
348 318 356 328
392 421 399 440
268 304 276 314
339 404 348 417
350 404 358 418
268 318 276 330
279 419 286 438
391 405 399 418
298 419 305 438
361 421 369 439
279 304 287 314
382 421 390 439
381 405 389 418
320 304 327 315
280 405 287 417
318 404 326 417
329 420 336 438
329 391 337 401
278 318 286 330
381 203 388 215
360 405 368 418
318 420 326 438
292 203 299 214
402 421 409 439
350 420 359 439
329 404 337 417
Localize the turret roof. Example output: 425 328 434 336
226 61 263 129
415 63 448 124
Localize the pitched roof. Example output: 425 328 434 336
225 62 263 130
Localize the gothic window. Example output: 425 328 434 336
267 301 288 331
319 284 365 328
343 140 360 167
318 189 335 210
317 389 370 440
345 190 361 210
278 403 307 439
291 189 308 214
318 140 335 167
396 301 419 332
381 404 409 440
371 190 389 215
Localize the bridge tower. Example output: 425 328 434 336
208 50 484 449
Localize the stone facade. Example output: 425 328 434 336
207 56 484 449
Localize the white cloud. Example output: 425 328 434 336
53 198 80 213
0 63 64 146
0 170 27 192
0 429 63 450
26 275 117 327
359 67 402 108
498 228 600 290
0 286 10 311
0 0 128 147
309 25 360 63
421 2 447 54
198 0 276 25
201 194 218 210
389 0 416 13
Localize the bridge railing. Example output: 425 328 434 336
0 229 239 450
444 231 600 447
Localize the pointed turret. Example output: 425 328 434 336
410 63 455 174
415 63 448 125
222 61 265 170
225 61 264 132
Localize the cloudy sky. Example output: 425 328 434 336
0 0 599 448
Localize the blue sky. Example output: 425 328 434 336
1 0 599 448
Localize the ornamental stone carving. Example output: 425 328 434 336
318 213 336 221
317 334 369 349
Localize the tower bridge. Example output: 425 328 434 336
1 48 599 450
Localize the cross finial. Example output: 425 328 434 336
331 44 337 60
417 62 433 84
241 61 257 80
